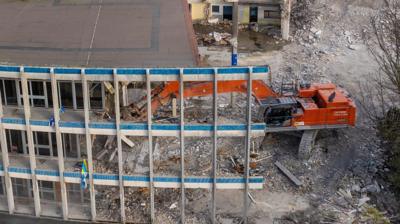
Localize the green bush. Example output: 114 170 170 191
378 107 400 192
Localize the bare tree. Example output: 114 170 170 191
365 0 400 95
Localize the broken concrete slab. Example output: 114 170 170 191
275 161 303 187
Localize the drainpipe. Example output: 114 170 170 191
231 0 239 66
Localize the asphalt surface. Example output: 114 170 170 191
0 0 198 67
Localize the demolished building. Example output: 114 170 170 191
0 0 266 223
188 0 291 39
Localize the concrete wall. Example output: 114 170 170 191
240 5 250 24
190 3 208 21
198 0 281 25
257 5 281 25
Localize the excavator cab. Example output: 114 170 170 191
259 97 298 127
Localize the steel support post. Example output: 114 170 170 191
50 70 69 219
0 88 15 214
81 71 96 220
211 69 218 224
179 69 185 223
146 69 155 223
20 68 41 217
113 70 126 223
243 68 253 224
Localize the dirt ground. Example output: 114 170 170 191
196 0 400 223
76 0 400 223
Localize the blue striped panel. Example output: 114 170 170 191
0 66 19 72
64 172 80 178
217 124 245 131
89 122 116 129
30 120 50 126
249 178 264 183
253 66 269 73
85 68 113 75
120 123 147 130
36 169 59 176
152 124 179 131
4 166 265 184
218 67 250 74
93 173 119 180
123 176 150 182
3 118 265 132
185 125 212 131
24 67 51 73
54 68 82 75
59 121 85 128
185 177 212 183
150 68 180 75
2 118 25 125
183 68 215 75
0 66 269 76
154 177 181 182
8 167 32 174
117 69 146 75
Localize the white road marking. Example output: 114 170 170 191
86 0 103 66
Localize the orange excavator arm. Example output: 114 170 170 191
150 80 277 114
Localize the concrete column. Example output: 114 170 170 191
146 69 155 223
113 70 126 223
81 71 96 220
50 71 69 219
20 69 41 217
211 69 218 224
121 82 128 107
281 0 292 40
172 98 177 117
243 68 253 224
179 69 185 223
0 86 15 214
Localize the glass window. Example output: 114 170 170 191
3 80 18 105
12 178 33 198
264 6 280 19
75 82 84 109
0 177 4 195
59 82 74 108
39 181 55 201
7 130 24 154
212 5 220 13
89 82 103 110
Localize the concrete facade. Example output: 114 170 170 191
0 64 268 223
188 0 282 25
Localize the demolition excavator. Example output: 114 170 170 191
122 66 356 158
130 76 356 129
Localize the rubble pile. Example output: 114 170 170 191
197 31 232 46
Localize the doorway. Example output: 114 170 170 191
250 6 258 22
223 5 233 20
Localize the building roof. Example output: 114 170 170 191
0 0 198 68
